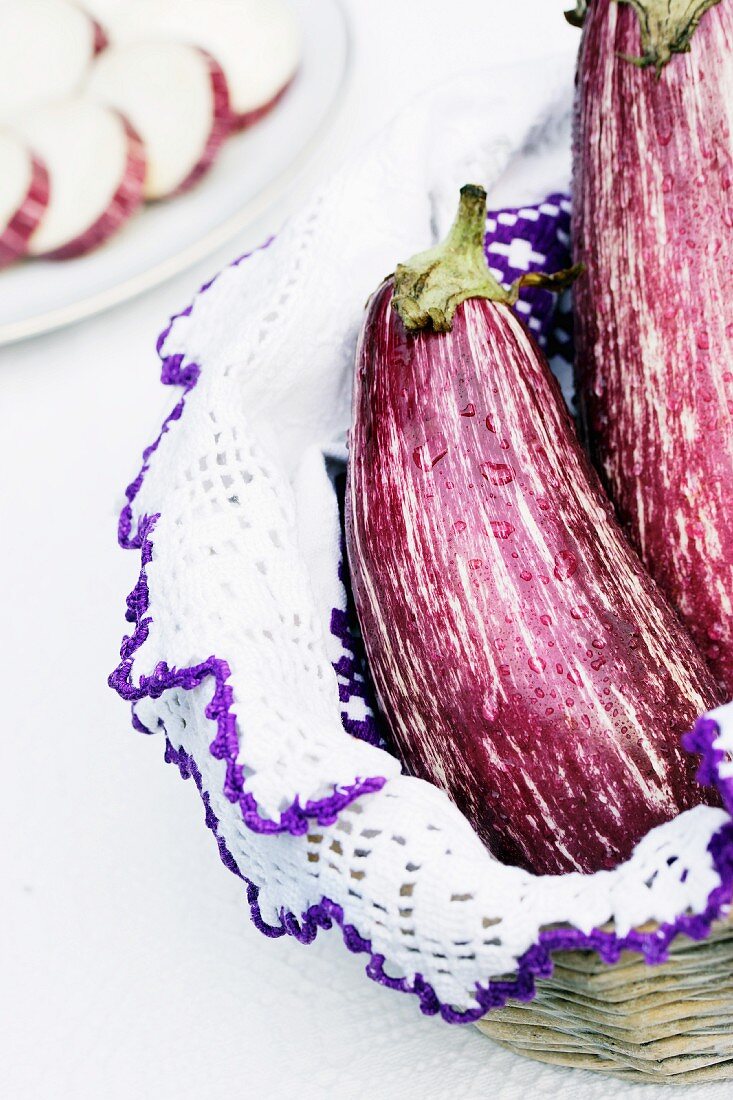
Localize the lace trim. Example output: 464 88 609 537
164 726 733 1023
108 243 387 835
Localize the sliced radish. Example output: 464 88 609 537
0 133 50 268
87 41 231 199
0 0 106 125
15 100 145 260
107 0 300 128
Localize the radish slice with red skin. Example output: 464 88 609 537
87 41 231 200
106 0 300 128
0 133 50 268
15 100 145 260
0 0 106 125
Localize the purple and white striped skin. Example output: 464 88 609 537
346 186 721 876
173 52 232 196
0 137 49 269
573 0 733 692
91 16 108 56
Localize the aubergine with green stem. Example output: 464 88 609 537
346 185 721 876
572 0 733 692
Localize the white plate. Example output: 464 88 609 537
0 0 350 346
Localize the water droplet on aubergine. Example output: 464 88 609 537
489 520 514 540
651 117 669 145
528 656 546 673
480 461 514 486
479 687 500 722
460 403 476 417
412 443 448 470
553 550 578 580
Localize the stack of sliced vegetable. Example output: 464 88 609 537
346 0 732 875
0 0 300 266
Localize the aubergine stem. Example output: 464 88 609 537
392 184 582 335
565 1 588 27
617 0 722 74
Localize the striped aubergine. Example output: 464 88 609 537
345 185 721 876
573 0 733 692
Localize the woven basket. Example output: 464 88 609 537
476 915 733 1084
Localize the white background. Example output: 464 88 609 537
1 3 727 1098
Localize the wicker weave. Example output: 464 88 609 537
476 917 733 1083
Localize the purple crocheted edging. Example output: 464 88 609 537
164 719 733 1024
684 716 733 817
330 508 391 751
108 241 387 836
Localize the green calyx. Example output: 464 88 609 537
617 0 722 75
565 1 588 27
392 184 582 335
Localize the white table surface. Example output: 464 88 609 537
1 3 728 1098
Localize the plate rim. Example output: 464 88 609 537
0 0 352 349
